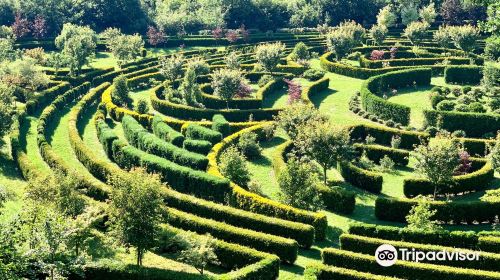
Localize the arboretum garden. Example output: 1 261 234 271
1 1 500 279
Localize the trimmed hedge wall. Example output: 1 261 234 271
445 66 483 85
304 263 401 280
322 248 500 280
207 123 328 240
183 139 213 155
25 82 71 115
200 84 262 110
349 123 428 150
403 158 494 197
166 207 299 263
212 114 231 137
302 77 330 103
361 56 470 69
353 143 409 166
339 233 500 272
375 197 500 224
338 162 383 193
121 115 208 170
151 116 185 147
424 109 500 138
183 123 223 145
360 68 432 125
164 189 315 247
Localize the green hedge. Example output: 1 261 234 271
444 66 483 85
403 158 494 197
349 123 428 150
184 123 223 145
164 189 315 248
151 115 185 147
212 114 231 137
424 110 500 138
200 84 262 110
375 197 500 224
25 82 71 115
304 263 401 280
183 139 213 155
360 56 470 69
339 233 500 272
479 236 500 254
302 77 330 103
338 162 383 193
166 207 299 263
361 68 432 125
353 143 409 166
121 115 208 170
322 248 500 280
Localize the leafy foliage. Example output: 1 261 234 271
219 145 251 187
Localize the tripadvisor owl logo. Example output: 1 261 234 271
375 244 398 267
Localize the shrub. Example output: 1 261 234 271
303 69 326 81
403 21 429 45
111 75 131 107
219 146 251 187
304 263 397 280
423 110 500 138
183 139 213 155
184 124 223 145
238 131 262 159
338 162 383 193
485 36 500 61
135 99 149 114
444 66 483 85
436 100 455 111
469 102 486 113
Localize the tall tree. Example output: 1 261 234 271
55 23 97 75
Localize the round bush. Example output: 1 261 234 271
302 69 326 81
452 130 467 138
455 104 470 112
436 100 455 111
469 102 486 113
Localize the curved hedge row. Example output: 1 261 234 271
151 116 185 147
340 233 500 272
360 68 432 125
182 123 223 145
444 65 483 85
304 263 401 280
200 84 262 110
25 82 71 115
36 82 110 200
338 162 383 193
375 197 500 224
166 207 299 263
302 77 330 104
360 56 470 69
121 115 208 170
322 248 500 280
403 158 494 197
424 109 500 138
353 143 409 166
207 123 328 240
349 123 427 150
348 222 500 254
164 188 315 247
272 140 356 214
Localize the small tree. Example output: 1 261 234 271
187 57 210 76
450 25 480 54
159 54 184 82
32 16 47 39
403 21 430 46
225 30 239 43
434 25 454 48
147 26 165 46
406 197 441 231
412 136 461 199
255 42 285 74
108 33 145 67
370 25 388 46
274 102 327 139
54 170 87 218
420 2 437 25
135 99 150 114
297 122 354 184
278 156 323 211
0 83 14 148
179 233 219 275
290 42 310 61
284 79 302 104
11 13 30 38
211 68 245 108
218 146 251 187
55 23 97 76
108 168 164 266
401 4 420 26
440 0 464 25
179 66 203 107
111 75 131 108
238 131 261 159
225 52 240 70
377 5 397 28
326 24 359 61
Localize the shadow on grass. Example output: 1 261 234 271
0 153 21 180
77 103 98 135
310 88 337 108
262 88 288 109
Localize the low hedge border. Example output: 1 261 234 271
339 233 500 272
360 68 432 126
36 82 110 200
349 123 428 150
200 84 262 110
322 248 500 280
166 207 299 263
375 197 500 224
403 158 494 197
182 123 223 145
353 143 409 166
183 139 213 155
360 56 470 69
424 109 500 138
304 263 402 280
207 123 328 240
164 188 315 247
444 65 483 85
121 115 208 170
302 77 330 104
272 140 356 214
338 162 383 193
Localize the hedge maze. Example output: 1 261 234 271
3 25 500 280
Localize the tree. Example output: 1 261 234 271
32 15 47 39
0 57 50 100
135 99 150 114
370 25 388 46
255 42 285 74
0 83 14 147
420 2 437 24
284 79 302 104
412 136 461 199
278 156 323 211
485 36 500 61
159 53 184 82
187 57 210 76
401 4 420 26
111 75 131 108
274 102 327 139
290 42 310 61
434 25 454 48
108 168 164 266
403 21 430 45
238 131 261 159
297 122 354 184
224 51 240 70
109 33 145 67
55 23 97 75
178 233 219 275
406 196 441 231
326 21 365 60
377 5 397 28
450 25 480 54
11 13 29 38
179 66 203 107
53 170 87 218
218 145 251 187
211 68 245 108
146 26 165 46
440 0 464 25
479 2 499 36
482 64 500 90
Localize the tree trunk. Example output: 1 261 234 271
323 166 328 185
